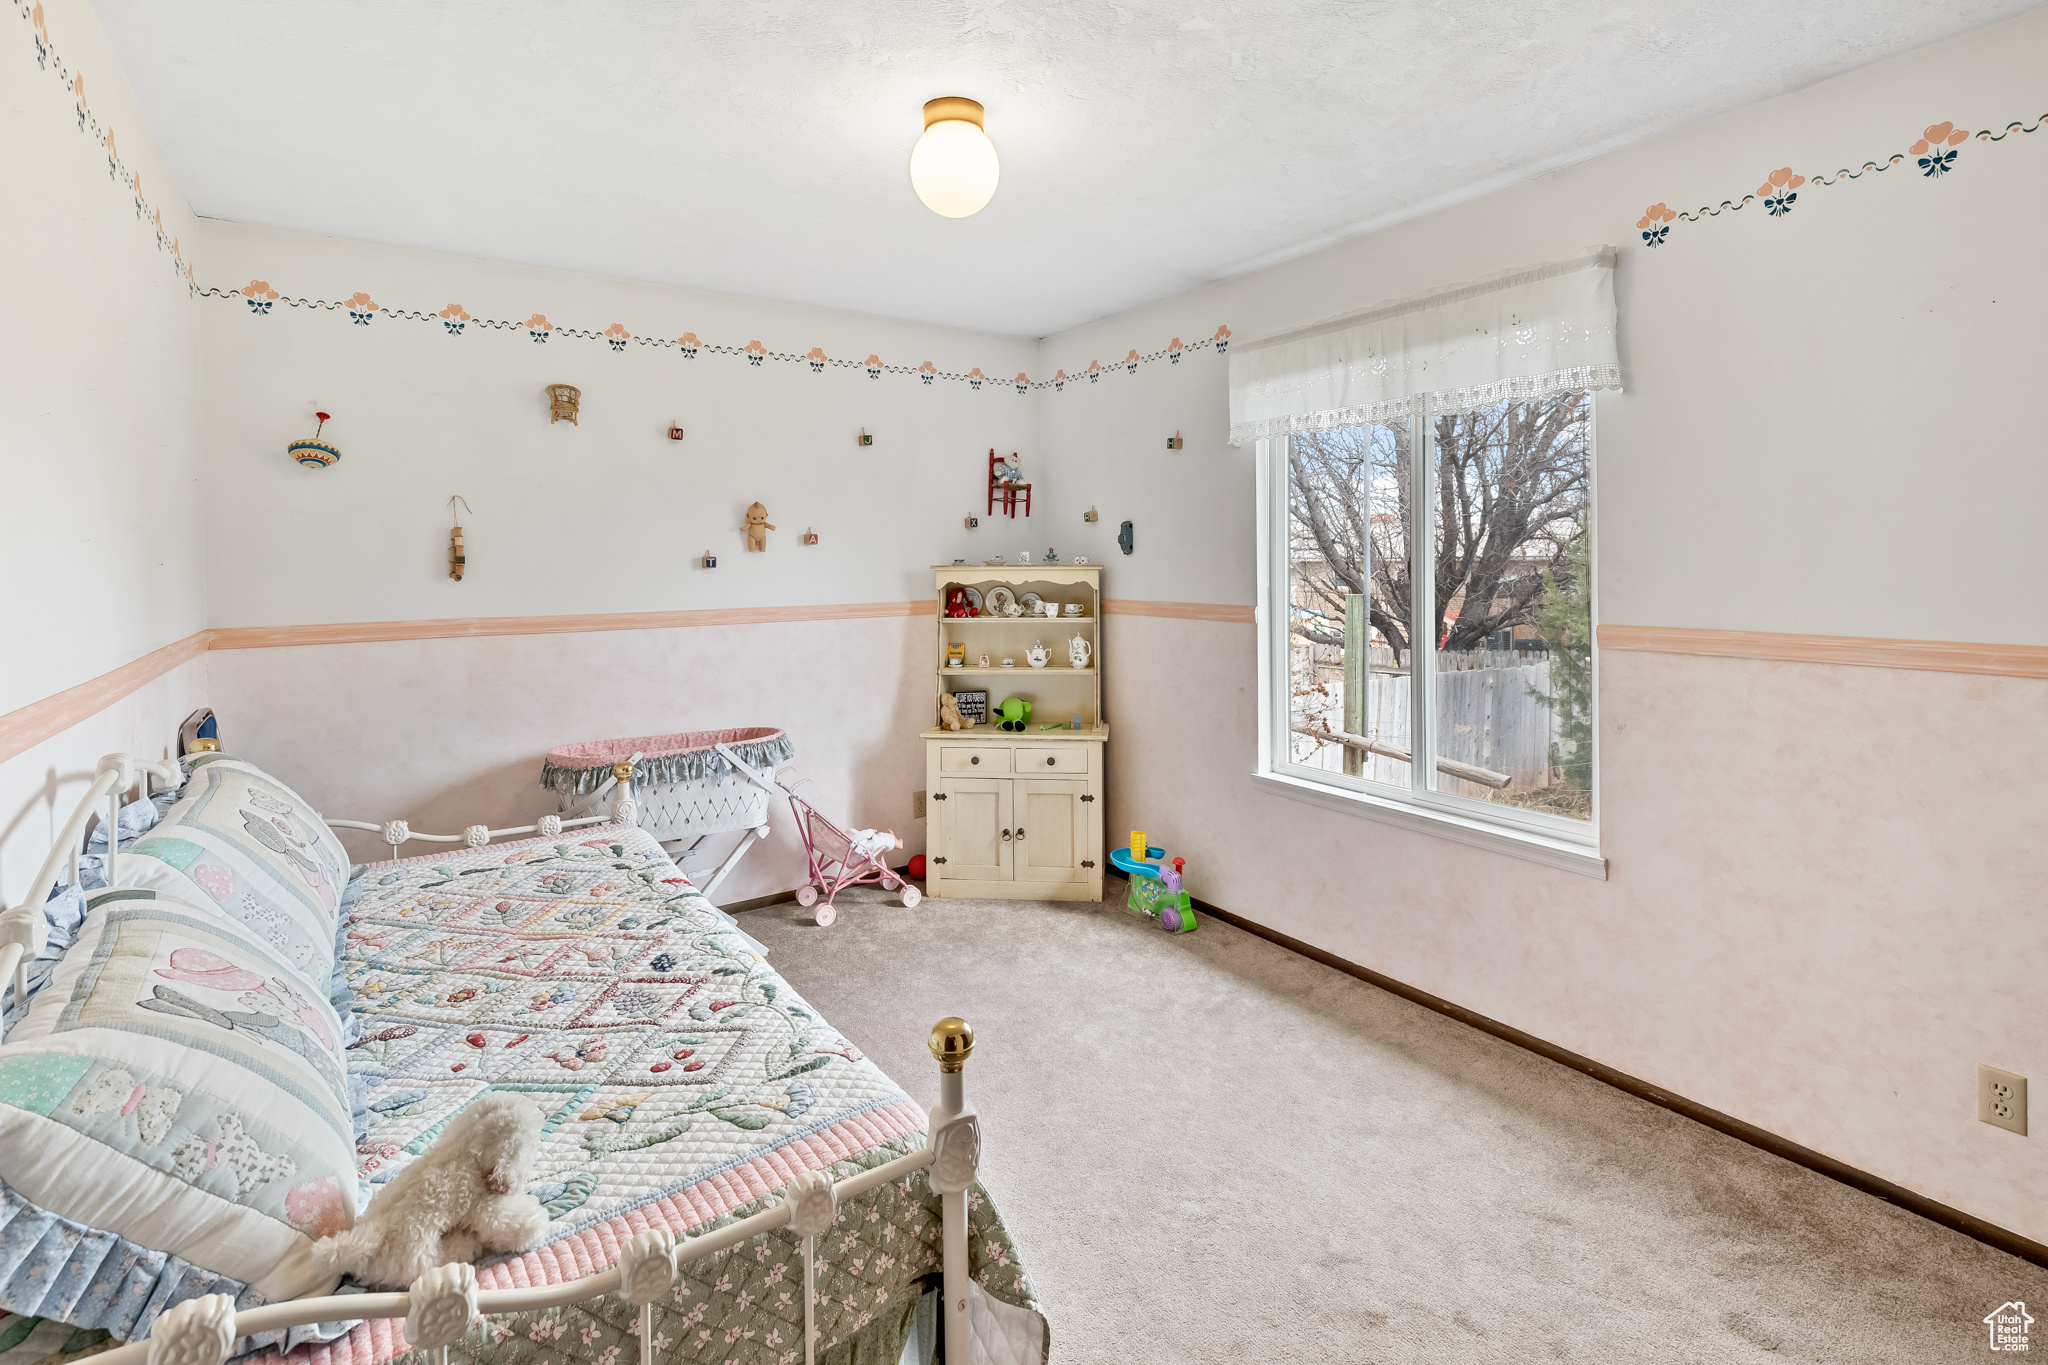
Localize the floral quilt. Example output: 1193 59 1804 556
269 825 1040 1365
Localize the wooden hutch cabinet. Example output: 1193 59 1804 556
923 563 1105 900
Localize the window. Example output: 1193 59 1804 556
1233 249 1616 873
1259 395 1598 864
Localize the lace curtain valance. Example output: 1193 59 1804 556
1226 247 1622 445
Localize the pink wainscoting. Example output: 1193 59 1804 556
205 616 933 903
1100 613 2048 1246
0 655 213 909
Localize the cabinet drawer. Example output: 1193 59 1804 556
1016 744 1091 774
939 746 1012 774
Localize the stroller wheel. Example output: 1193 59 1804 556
814 902 837 927
880 875 900 892
900 885 922 908
795 885 818 907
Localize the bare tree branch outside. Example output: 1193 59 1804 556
1284 394 1593 820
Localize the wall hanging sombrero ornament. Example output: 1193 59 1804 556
289 411 340 469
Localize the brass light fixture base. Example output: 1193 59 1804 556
923 97 984 130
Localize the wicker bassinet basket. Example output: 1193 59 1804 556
541 727 793 841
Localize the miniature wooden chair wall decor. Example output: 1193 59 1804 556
547 384 581 425
987 447 1031 518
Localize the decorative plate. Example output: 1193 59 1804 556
984 587 1017 615
1019 592 1042 612
959 586 984 616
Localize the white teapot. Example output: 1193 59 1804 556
1026 640 1050 669
1068 634 1092 669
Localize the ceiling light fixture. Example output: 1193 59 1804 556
910 97 999 218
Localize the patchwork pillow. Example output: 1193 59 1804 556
118 753 350 991
4 793 181 1032
0 888 356 1307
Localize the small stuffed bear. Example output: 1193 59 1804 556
742 502 775 552
938 694 968 731
312 1093 550 1290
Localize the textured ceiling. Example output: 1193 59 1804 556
95 0 2036 336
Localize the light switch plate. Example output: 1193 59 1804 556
1980 1065 2028 1136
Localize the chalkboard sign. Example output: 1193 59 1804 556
951 690 988 726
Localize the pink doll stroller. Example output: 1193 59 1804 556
783 778 921 926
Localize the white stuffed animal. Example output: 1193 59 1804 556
312 1093 550 1289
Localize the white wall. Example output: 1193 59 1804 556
0 0 206 904
1036 12 2048 641
194 221 1038 625
0 0 205 712
192 222 1042 894
1035 10 2048 1241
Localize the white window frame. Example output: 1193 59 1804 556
1251 405 1606 879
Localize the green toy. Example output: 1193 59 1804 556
995 696 1033 732
1108 844 1196 933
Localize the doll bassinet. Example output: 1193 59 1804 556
541 727 793 902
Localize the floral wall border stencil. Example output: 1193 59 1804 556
1635 113 2047 246
13 3 1226 398
16 0 193 285
187 274 1232 397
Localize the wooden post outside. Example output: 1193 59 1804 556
1342 593 1365 778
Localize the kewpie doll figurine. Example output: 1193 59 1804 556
742 502 775 551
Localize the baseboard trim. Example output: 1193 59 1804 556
720 889 800 914
1180 889 2048 1270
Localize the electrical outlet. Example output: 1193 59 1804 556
1979 1065 2028 1136
912 790 926 819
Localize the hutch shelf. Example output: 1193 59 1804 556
923 563 1105 901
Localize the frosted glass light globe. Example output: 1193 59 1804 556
910 100 999 218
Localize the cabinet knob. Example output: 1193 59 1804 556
1045 756 1055 766
970 755 980 765
1015 827 1025 839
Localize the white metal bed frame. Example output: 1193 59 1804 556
0 752 986 1365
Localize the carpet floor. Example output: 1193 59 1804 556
743 889 2046 1364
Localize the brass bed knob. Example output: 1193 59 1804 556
929 1018 975 1072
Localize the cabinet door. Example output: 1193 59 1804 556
937 779 1011 881
1013 779 1091 884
